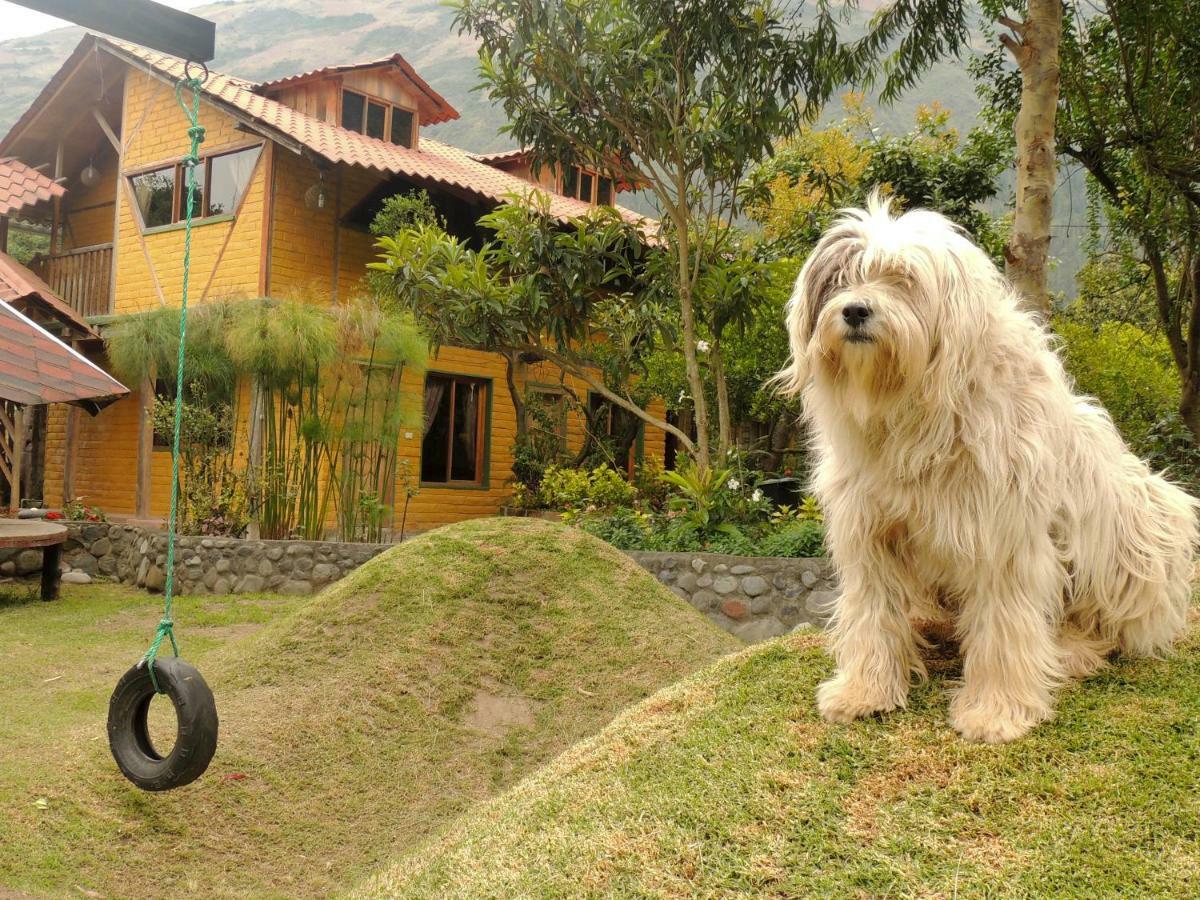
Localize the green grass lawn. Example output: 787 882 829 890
0 519 737 898
364 619 1200 898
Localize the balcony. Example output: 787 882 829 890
30 243 113 319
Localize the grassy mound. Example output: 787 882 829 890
0 518 737 897
365 618 1200 898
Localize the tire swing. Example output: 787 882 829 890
108 64 218 791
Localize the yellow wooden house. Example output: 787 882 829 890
0 34 665 534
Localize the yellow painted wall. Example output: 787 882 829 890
114 69 266 314
62 148 118 251
69 392 141 514
50 63 668 532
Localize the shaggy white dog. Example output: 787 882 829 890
776 197 1197 743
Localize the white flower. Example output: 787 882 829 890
752 489 764 503
696 340 710 353
727 478 740 491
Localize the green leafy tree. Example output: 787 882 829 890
451 0 857 468
371 193 698 452
1054 0 1200 441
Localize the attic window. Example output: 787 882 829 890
342 89 416 148
341 90 365 132
366 100 387 140
391 108 414 148
561 165 615 206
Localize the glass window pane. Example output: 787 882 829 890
131 167 176 228
597 177 614 206
390 107 414 147
177 161 205 221
579 170 594 202
366 101 387 140
421 376 452 482
529 390 566 456
450 380 482 481
341 90 365 133
207 146 262 216
562 165 578 199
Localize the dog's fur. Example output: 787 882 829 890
776 197 1197 743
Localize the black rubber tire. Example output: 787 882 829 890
107 657 218 791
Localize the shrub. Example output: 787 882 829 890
539 465 637 511
1141 414 1200 496
1056 319 1179 451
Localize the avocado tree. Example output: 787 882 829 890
451 0 854 468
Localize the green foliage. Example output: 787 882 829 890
151 392 247 537
104 296 427 541
745 100 1007 259
1056 318 1179 451
6 225 49 265
1052 1 1200 440
368 189 444 237
539 464 637 512
62 497 106 523
1140 415 1200 496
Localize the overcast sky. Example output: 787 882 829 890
0 0 214 41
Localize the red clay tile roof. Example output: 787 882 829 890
470 148 531 165
0 157 64 217
0 250 101 341
0 300 127 411
96 37 655 234
257 54 460 125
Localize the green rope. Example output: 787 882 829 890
142 73 206 692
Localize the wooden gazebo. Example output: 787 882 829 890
0 299 127 510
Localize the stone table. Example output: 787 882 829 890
0 519 67 600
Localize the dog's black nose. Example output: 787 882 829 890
842 302 871 328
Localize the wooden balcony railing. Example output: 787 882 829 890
30 243 113 319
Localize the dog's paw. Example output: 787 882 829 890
949 694 1050 744
816 675 903 723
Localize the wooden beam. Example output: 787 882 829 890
9 1 215 62
91 108 121 153
0 217 8 255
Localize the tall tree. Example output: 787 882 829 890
1055 0 1200 439
853 0 1063 315
452 0 852 469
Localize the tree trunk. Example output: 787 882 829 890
504 352 527 443
1000 0 1062 317
1180 374 1200 445
711 335 732 457
674 213 711 470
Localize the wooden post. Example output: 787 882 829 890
0 216 9 255
10 406 26 512
136 377 154 519
51 141 64 254
61 406 79 504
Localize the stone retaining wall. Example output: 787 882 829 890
627 550 838 642
0 522 389 595
2 523 837 642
